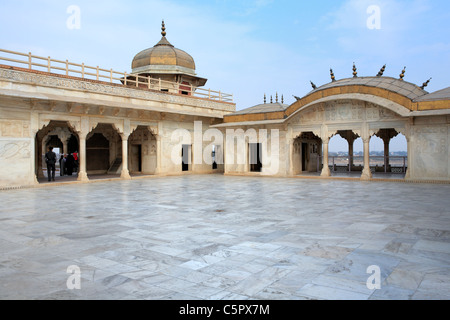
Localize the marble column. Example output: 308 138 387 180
77 131 89 181
405 135 411 179
120 133 131 179
155 135 161 174
348 137 354 171
288 137 294 176
30 130 39 184
383 137 390 172
321 137 331 177
361 137 372 180
62 140 69 155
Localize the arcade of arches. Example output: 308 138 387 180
34 121 158 182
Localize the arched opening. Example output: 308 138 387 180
328 130 361 174
390 133 408 174
372 129 407 176
86 133 110 173
293 132 322 174
35 121 79 183
369 135 384 173
128 126 157 175
86 123 121 177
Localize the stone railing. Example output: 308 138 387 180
0 48 233 103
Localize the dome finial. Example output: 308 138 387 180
264 93 266 104
353 62 358 78
276 92 278 103
310 81 317 90
420 77 432 90
399 66 406 80
281 94 284 104
377 64 386 77
161 20 167 37
330 68 336 82
270 95 273 103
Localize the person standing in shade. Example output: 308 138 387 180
73 151 79 173
59 154 66 176
45 146 57 182
66 153 75 176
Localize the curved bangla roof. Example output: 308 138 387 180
222 75 450 124
313 76 427 101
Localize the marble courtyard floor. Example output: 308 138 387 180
0 175 449 300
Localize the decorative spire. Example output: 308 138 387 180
275 92 278 103
161 20 167 37
377 64 386 77
352 62 358 78
420 78 432 90
310 81 317 90
264 93 266 104
270 95 273 103
330 68 336 82
399 66 406 80
281 95 284 104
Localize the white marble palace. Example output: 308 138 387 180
1 22 450 188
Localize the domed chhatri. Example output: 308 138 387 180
130 21 207 88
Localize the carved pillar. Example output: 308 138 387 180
62 140 69 155
383 137 390 172
120 133 131 179
321 137 331 177
77 131 89 182
155 135 161 174
405 135 411 179
288 137 294 176
348 139 354 170
361 137 372 180
30 130 39 185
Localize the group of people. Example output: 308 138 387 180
59 152 78 177
45 147 79 182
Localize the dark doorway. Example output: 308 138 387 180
249 143 262 172
182 144 191 172
131 144 142 172
86 133 110 172
67 135 79 154
302 143 308 171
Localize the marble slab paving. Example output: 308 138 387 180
0 175 449 300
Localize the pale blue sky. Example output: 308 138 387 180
1 0 449 151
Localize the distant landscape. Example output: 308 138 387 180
329 151 407 157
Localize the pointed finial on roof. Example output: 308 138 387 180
330 68 336 82
399 66 406 80
377 64 386 77
161 20 167 37
264 93 266 104
420 78 432 90
310 81 317 90
293 95 301 101
281 94 284 104
276 92 278 103
270 95 273 103
353 62 358 78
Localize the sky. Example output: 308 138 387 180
1 0 449 152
